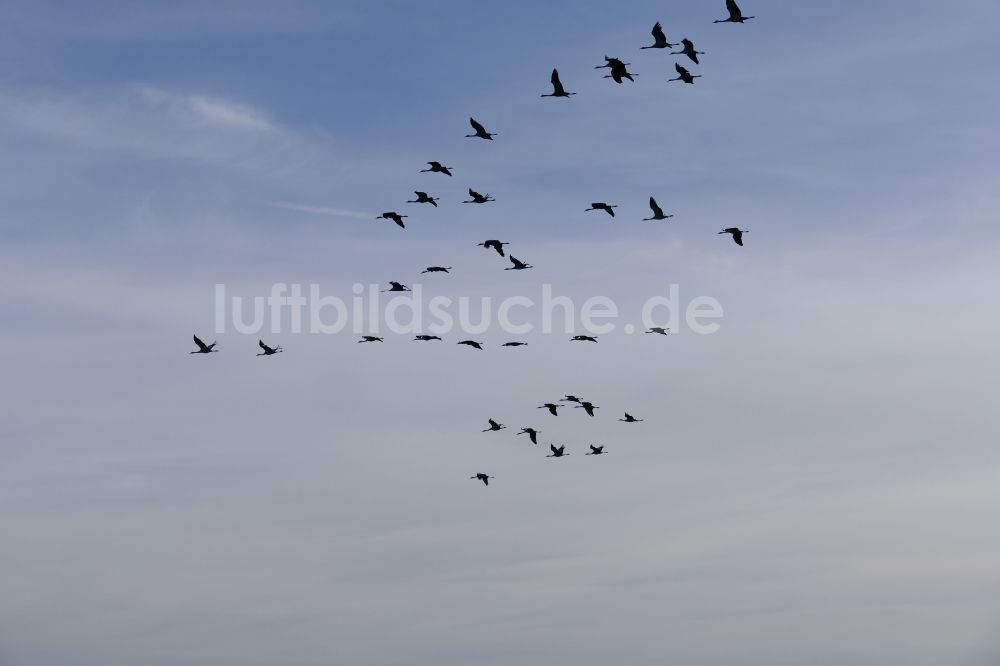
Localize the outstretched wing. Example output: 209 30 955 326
649 197 663 217
727 0 741 19
550 68 566 94
469 117 486 134
193 334 209 352
652 22 665 43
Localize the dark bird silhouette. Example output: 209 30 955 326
505 255 533 270
458 340 484 350
190 334 218 354
420 161 453 176
719 227 749 246
596 56 636 83
586 202 618 217
641 21 675 49
421 266 452 274
471 473 494 486
571 335 598 343
619 412 644 422
377 211 408 228
502 341 528 347
669 63 702 84
646 327 669 335
547 444 568 458
483 419 506 432
406 191 439 207
477 239 509 257
539 403 561 416
671 38 704 64
542 68 576 97
586 445 606 455
560 395 583 404
257 339 282 356
576 401 599 417
414 334 442 341
382 281 411 292
466 117 497 140
715 0 754 23
518 427 541 445
643 197 674 221
358 335 384 343
463 189 495 204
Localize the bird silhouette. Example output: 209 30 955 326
190 334 218 354
586 202 618 217
257 340 282 356
477 240 509 257
421 266 452 274
358 335 384 343
463 189 495 204
377 211 408 228
382 281 411 292
596 56 636 83
458 340 484 350
420 161 453 176
471 473 494 486
643 197 674 221
547 444 568 458
539 403 561 416
406 191 439 207
505 255 533 270
715 0 754 23
502 341 528 347
542 68 576 97
483 419 506 432
414 334 442 341
586 445 606 455
641 21 675 49
466 117 497 140
576 401 599 417
619 412 644 422
672 38 704 64
719 227 749 246
669 63 701 84
645 327 669 335
571 335 598 343
560 395 583 404
518 427 541 444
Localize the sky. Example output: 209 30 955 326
2 1 1000 665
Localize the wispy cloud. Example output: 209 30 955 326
269 201 372 220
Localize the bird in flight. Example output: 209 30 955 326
377 211 408 228
421 266 452 274
646 327 669 335
471 473 494 486
477 240 509 257
641 21 675 49
672 38 704 64
541 68 576 98
539 403 561 416
466 117 497 140
420 161 453 176
382 281 411 292
502 341 528 347
505 255 533 271
571 335 599 343
596 56 636 84
406 191 439 207
586 202 618 217
257 340 282 356
463 189 495 204
560 395 583 404
483 419 506 432
414 334 442 341
619 412 644 422
190 335 218 354
358 335 384 343
719 227 749 246
547 444 568 458
576 401 599 417
518 427 541 445
643 197 674 221
458 340 484 350
586 445 606 456
669 63 701 84
715 0 754 23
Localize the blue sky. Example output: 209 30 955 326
2 2 1000 665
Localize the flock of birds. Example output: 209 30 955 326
191 0 758 487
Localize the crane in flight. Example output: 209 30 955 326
518 427 541 445
505 256 533 271
463 189 495 204
541 69 576 97
420 161 453 176
586 202 618 217
643 197 674 221
719 227 749 246
586 445 606 455
377 211 408 228
672 38 704 64
641 22 675 49
471 473 494 486
358 336 384 343
619 413 644 423
714 0 754 23
547 444 568 458
466 117 497 140
669 63 701 84
406 191 439 207
257 340 282 356
477 240 509 257
482 419 507 432
190 335 218 354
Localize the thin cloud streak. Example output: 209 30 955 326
269 201 373 220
